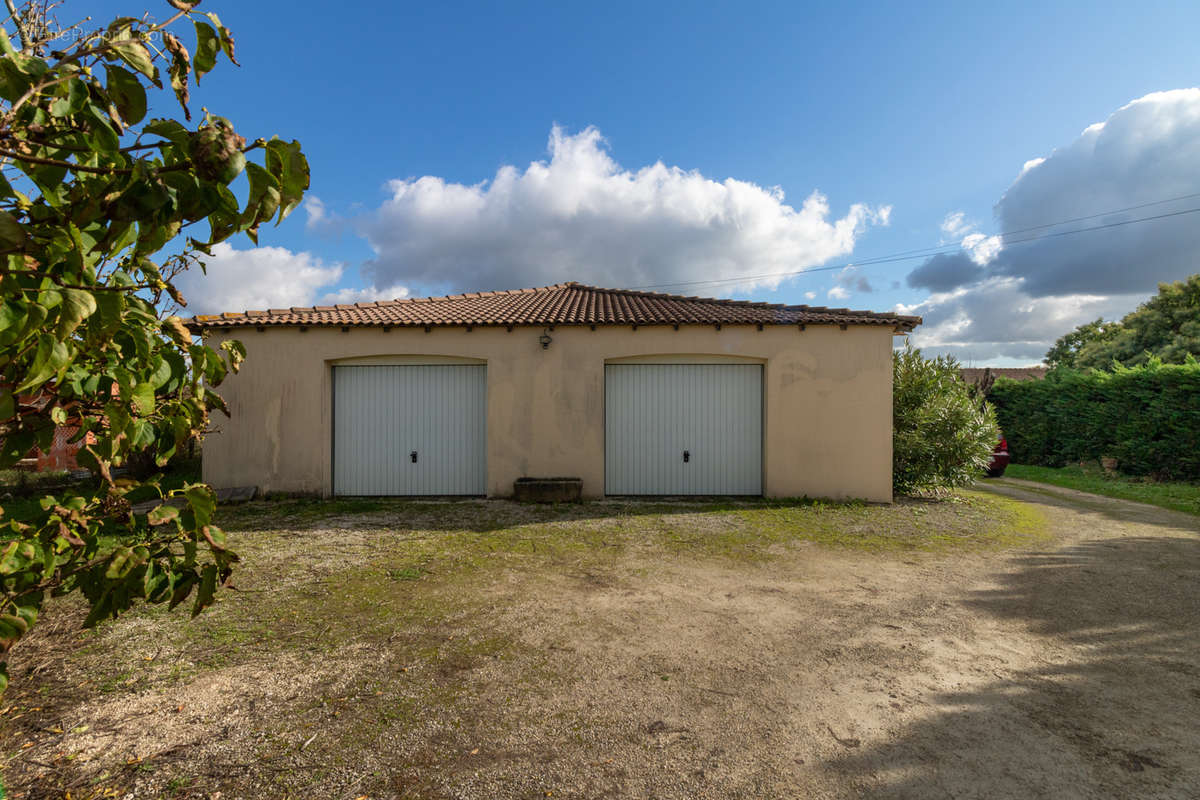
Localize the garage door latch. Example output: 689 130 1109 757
410 450 418 463
683 450 690 463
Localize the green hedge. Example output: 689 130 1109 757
989 360 1200 479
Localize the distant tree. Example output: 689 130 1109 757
893 344 999 494
1046 275 1200 370
0 1 308 694
1044 318 1121 369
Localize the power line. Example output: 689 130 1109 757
998 204 1200 245
629 193 1200 293
995 191 1200 239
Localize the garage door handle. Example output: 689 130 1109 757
683 450 690 463
410 451 418 463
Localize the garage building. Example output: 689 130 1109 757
191 283 920 502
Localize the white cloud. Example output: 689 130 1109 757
1018 157 1045 177
179 243 345 316
827 286 851 300
991 89 1200 297
960 232 1003 265
899 277 1141 364
804 291 817 300
304 196 328 228
935 212 1001 266
910 88 1200 297
348 125 889 294
318 284 411 305
902 89 1200 364
940 211 972 239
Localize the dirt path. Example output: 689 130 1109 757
5 485 1199 799
456 481 1200 799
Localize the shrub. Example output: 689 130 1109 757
893 345 999 494
990 357 1200 479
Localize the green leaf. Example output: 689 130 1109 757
142 118 190 147
49 77 88 117
0 540 37 575
0 614 29 636
192 563 217 616
12 605 37 631
0 619 24 652
104 545 147 580
81 103 121 153
154 433 177 468
241 162 280 229
0 210 25 251
265 138 310 223
0 300 22 336
220 339 247 373
105 65 147 125
55 289 97 338
104 400 130 443
39 287 63 311
50 405 67 425
0 25 16 57
82 592 114 628
168 569 196 610
109 39 157 81
0 56 33 103
184 484 216 528
16 335 71 393
147 355 172 388
147 504 180 526
193 22 220 79
129 381 155 417
202 524 227 552
104 547 132 579
165 36 192 120
144 562 171 603
110 176 173 222
93 291 124 333
128 418 155 450
0 387 13 422
0 300 46 349
0 428 34 469
205 13 238 65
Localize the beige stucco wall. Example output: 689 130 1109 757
201 323 897 501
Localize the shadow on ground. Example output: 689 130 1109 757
828 525 1200 798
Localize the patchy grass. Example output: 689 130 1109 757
1005 463 1200 516
0 492 1046 798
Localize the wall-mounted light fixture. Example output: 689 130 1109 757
538 329 553 350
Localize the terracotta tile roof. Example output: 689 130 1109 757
187 282 921 331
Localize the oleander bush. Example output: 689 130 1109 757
893 345 999 494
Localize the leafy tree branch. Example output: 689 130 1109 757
0 1 309 694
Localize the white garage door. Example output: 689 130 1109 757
333 365 486 495
605 364 763 495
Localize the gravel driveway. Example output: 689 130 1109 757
3 484 1198 799
467 481 1200 799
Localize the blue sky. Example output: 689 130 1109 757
116 0 1200 365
